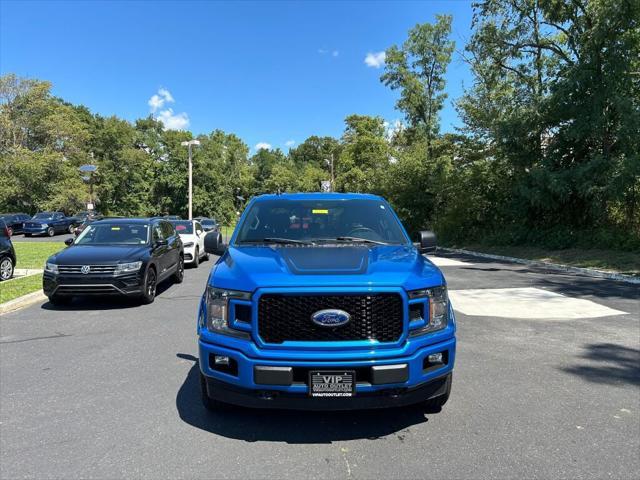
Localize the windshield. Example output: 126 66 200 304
75 223 149 245
33 213 54 220
235 198 408 245
170 221 194 234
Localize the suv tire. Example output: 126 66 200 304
173 256 184 283
0 256 14 281
193 248 200 268
141 267 157 304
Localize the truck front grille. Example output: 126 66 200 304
258 293 404 344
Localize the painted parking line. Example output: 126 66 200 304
427 256 473 267
449 287 628 319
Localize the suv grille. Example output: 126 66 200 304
58 265 117 274
258 293 403 344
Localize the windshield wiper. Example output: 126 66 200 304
316 236 392 246
259 237 316 245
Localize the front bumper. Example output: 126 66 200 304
183 245 197 263
199 336 455 410
43 271 144 297
23 226 48 235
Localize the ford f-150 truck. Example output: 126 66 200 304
198 193 455 411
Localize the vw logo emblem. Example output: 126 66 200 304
81 265 90 274
311 309 351 327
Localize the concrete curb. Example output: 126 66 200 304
0 290 46 316
439 247 640 285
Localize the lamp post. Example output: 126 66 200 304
180 140 201 220
324 153 335 192
79 164 98 212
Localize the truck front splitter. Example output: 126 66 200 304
202 372 451 411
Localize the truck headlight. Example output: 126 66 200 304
205 286 251 337
41 223 48 228
114 261 142 275
45 262 58 274
408 286 449 336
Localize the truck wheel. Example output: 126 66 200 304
6 227 13 237
193 248 200 268
423 375 452 413
173 256 184 283
48 295 72 306
0 256 14 281
47 227 55 237
141 267 157 304
200 372 233 412
68 225 75 234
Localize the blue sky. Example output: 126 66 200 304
0 0 475 151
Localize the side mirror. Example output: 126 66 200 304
64 238 74 246
154 239 168 247
418 230 437 254
204 231 226 256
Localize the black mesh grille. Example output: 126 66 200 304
258 293 403 343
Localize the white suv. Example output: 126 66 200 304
169 220 208 267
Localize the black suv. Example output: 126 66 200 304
0 213 30 236
0 219 16 281
43 218 184 305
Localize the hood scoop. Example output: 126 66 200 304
280 247 369 275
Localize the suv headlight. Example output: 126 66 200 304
45 262 58 274
408 286 449 336
114 261 142 275
204 286 251 337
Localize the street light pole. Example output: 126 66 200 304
181 140 200 220
325 153 335 192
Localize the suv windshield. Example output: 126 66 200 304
75 223 149 245
170 221 194 234
236 198 408 245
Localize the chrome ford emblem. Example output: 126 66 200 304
81 265 90 274
311 309 351 327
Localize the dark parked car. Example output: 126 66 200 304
73 215 106 236
43 218 184 305
0 213 31 236
23 212 80 237
70 211 102 224
0 219 16 281
197 217 220 233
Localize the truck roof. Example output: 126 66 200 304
253 192 384 201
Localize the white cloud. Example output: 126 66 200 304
157 108 190 131
364 51 386 68
148 87 189 130
318 48 339 58
285 140 296 147
255 142 272 151
148 87 175 113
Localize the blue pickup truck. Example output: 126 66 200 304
198 193 455 411
23 212 79 237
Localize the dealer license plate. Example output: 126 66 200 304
309 370 356 397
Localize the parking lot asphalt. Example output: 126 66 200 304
10 232 75 243
0 252 638 479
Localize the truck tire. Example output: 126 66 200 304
200 372 233 412
423 374 452 412
47 227 55 237
68 224 75 234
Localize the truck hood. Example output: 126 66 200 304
211 245 444 291
50 245 148 265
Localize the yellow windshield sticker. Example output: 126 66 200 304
111 227 121 230
312 209 329 214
